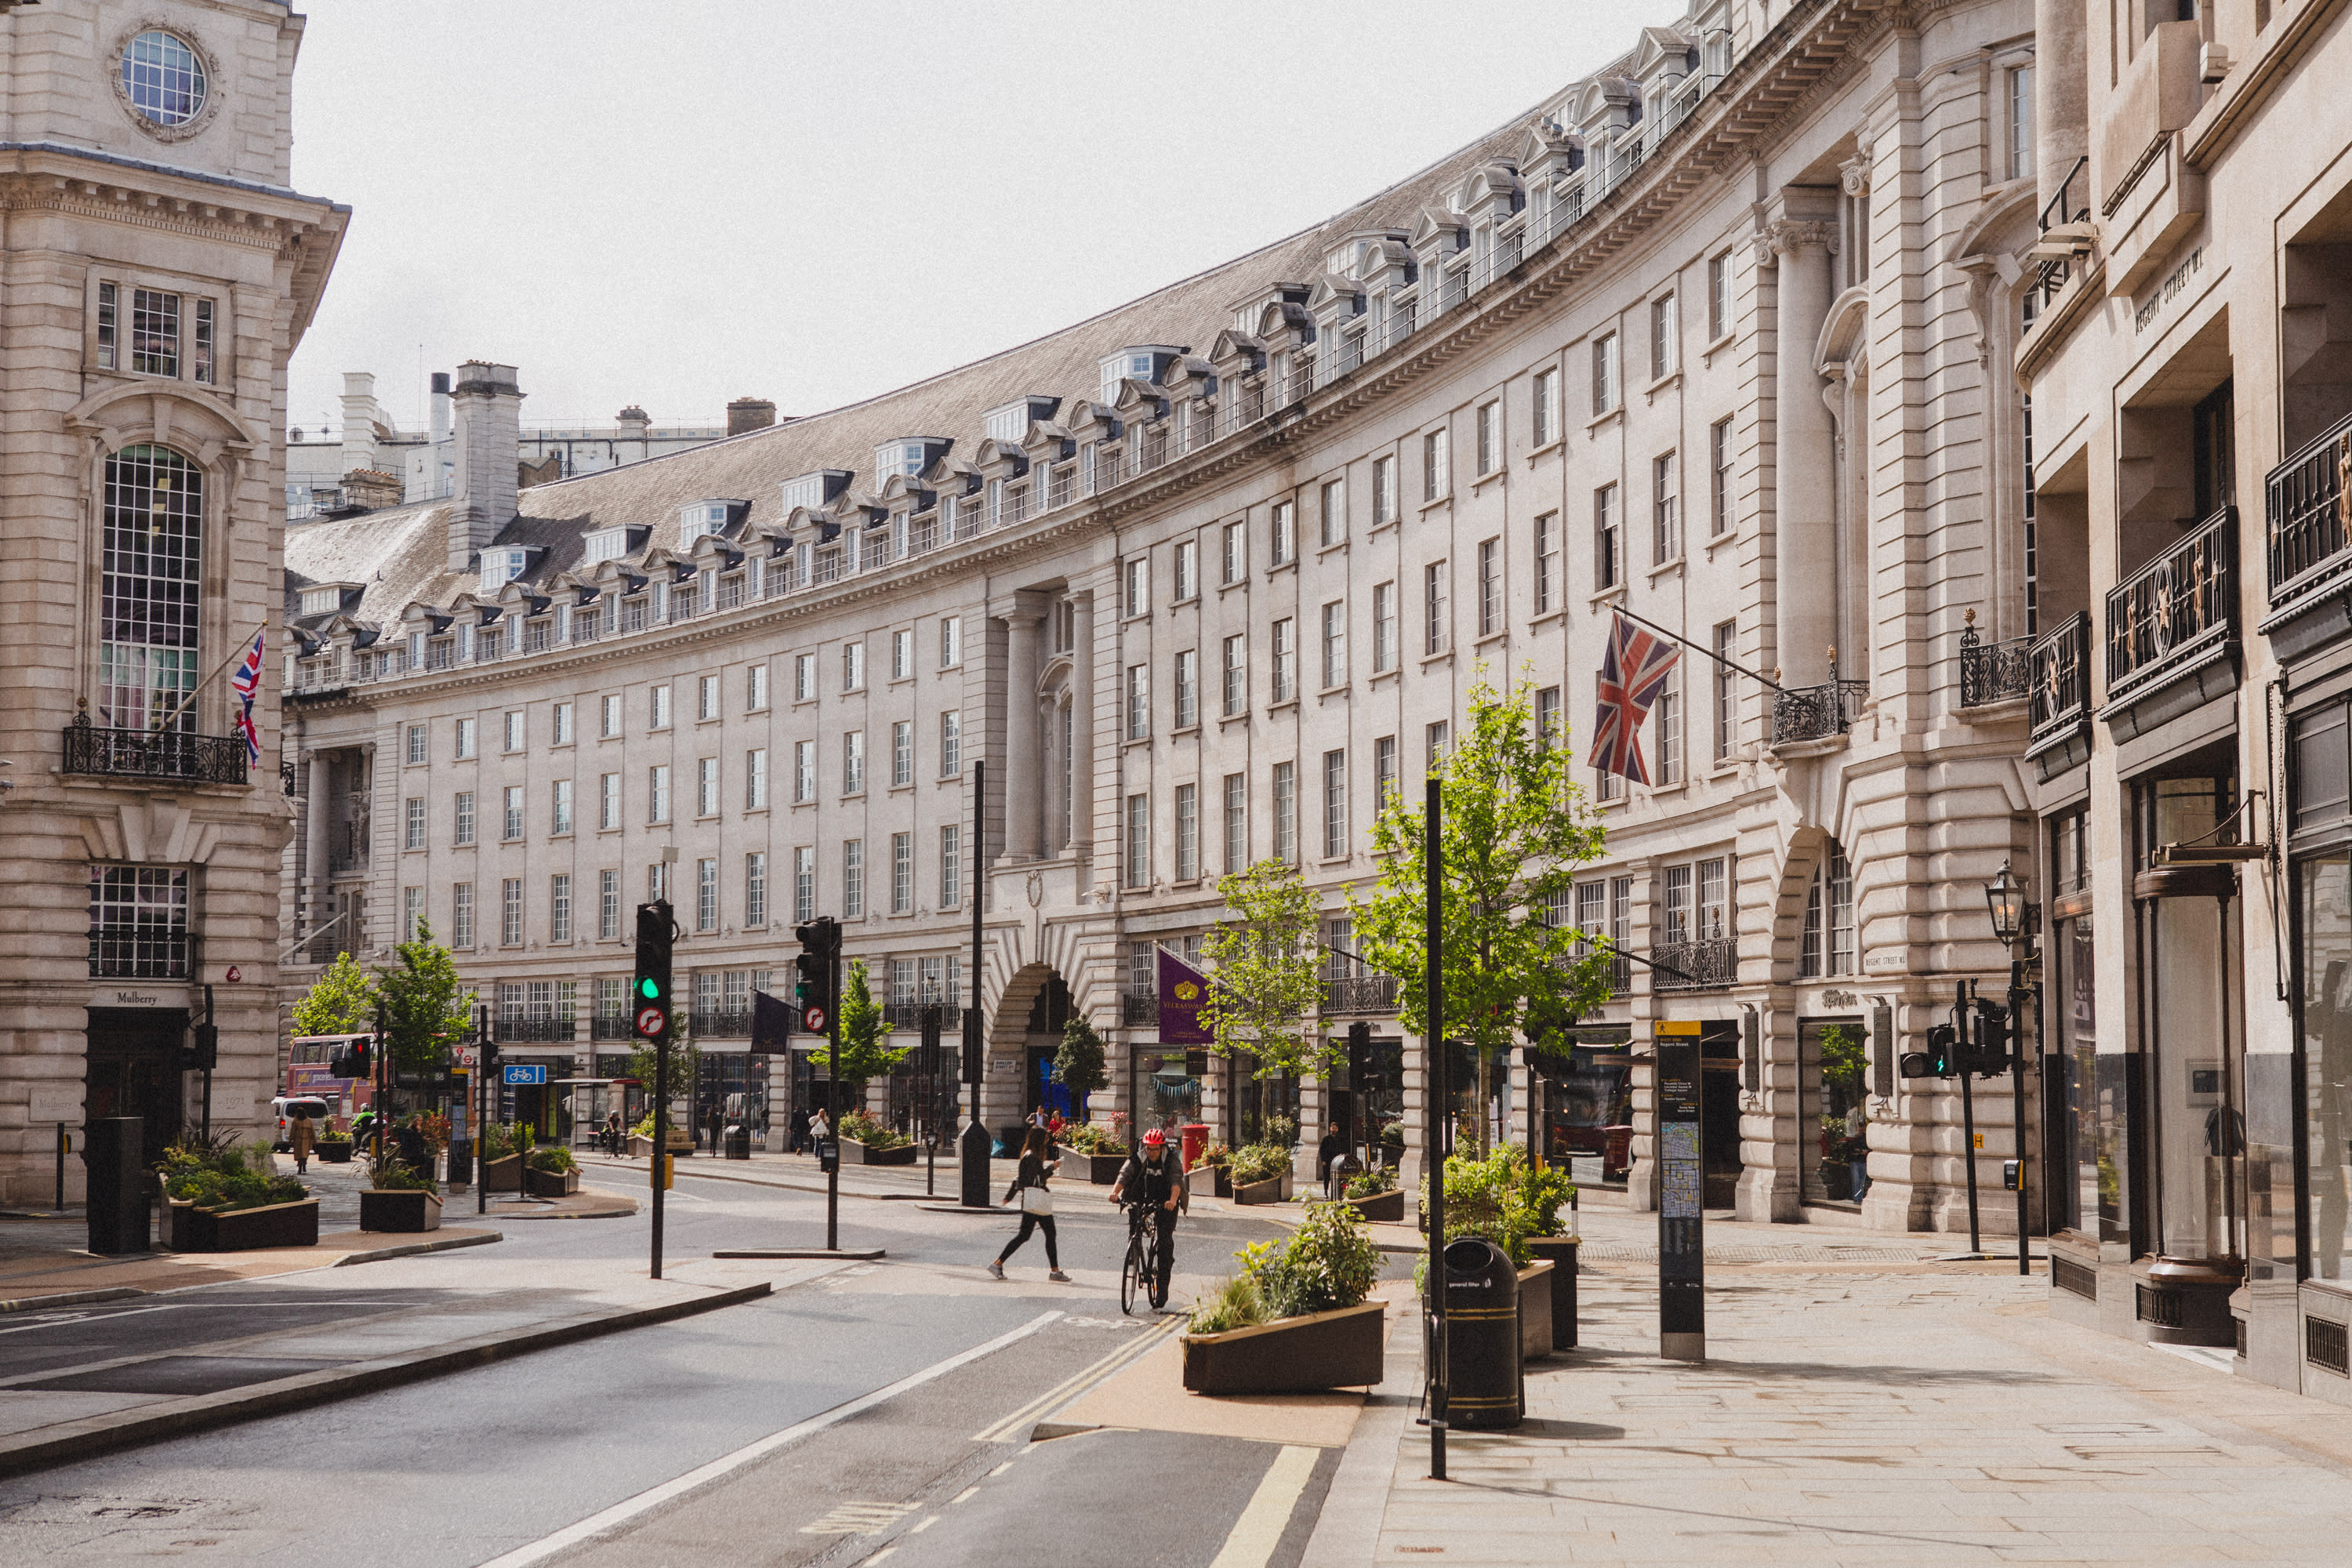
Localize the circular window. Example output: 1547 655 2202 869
122 30 207 128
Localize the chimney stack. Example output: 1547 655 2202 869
727 397 777 436
429 371 452 446
448 361 523 570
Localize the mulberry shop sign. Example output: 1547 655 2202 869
92 985 189 1008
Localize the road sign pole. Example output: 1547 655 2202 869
1422 775 1446 1483
477 1004 490 1217
1958 981 1983 1258
826 935 842 1253
2011 956 2032 1277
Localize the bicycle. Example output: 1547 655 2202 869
1120 1200 1171 1314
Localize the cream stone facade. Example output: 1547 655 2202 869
0 0 345 1201
281 0 2061 1227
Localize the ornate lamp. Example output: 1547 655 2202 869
1985 858 2026 949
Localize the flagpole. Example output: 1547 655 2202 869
150 622 269 733
1606 604 1795 696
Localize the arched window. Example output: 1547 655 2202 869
1799 839 1856 978
98 445 202 731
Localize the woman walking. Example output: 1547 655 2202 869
988 1127 1070 1282
289 1109 314 1175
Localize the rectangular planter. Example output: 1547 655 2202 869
524 1164 579 1197
1181 1301 1385 1394
1233 1175 1285 1206
1059 1147 1127 1185
844 1137 918 1166
1518 1261 1555 1361
1526 1236 1578 1349
177 1197 319 1252
1341 1189 1405 1223
480 1153 524 1193
360 1189 444 1233
314 1142 354 1164
626 1134 655 1158
1207 1166 1232 1199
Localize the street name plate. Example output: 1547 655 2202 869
1656 1021 1704 1360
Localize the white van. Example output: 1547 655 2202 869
271 1095 331 1151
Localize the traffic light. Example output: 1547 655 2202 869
1900 1023 1956 1080
187 1022 218 1071
794 917 840 1029
331 1036 372 1080
634 902 673 1042
1969 998 2013 1077
920 1006 943 1078
1346 1021 1375 1089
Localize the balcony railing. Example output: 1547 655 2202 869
64 719 250 785
2105 506 2235 708
2267 410 2352 608
590 1014 635 1040
1769 677 1868 746
883 1002 965 1032
1958 621 2033 707
2029 612 2092 753
1123 993 1160 1025
89 924 194 980
1322 973 1399 1014
692 1010 753 1040
1650 937 1737 993
495 1015 575 1044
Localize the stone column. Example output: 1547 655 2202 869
1068 591 1094 858
998 605 1046 862
2035 0 2089 220
1764 211 1841 688
303 750 332 946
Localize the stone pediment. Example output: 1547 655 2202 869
1410 206 1467 252
973 439 1031 479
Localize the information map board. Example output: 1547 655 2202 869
1656 1021 1705 1361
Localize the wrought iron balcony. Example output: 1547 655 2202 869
1650 938 1737 992
1958 620 2032 707
1122 993 1160 1025
883 1001 964 1032
2267 410 2352 610
495 1015 575 1044
64 719 249 785
2027 612 2093 757
1769 677 1867 746
2104 506 2235 710
1322 973 1399 1014
693 1010 753 1040
590 1014 635 1040
89 924 195 980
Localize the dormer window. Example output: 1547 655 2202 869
299 587 342 616
877 443 926 487
480 547 533 591
583 527 637 564
984 397 1059 444
782 470 852 513
681 502 731 540
1098 347 1183 403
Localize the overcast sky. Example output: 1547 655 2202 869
285 1 1661 439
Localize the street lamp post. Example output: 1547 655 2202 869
1985 858 2036 1279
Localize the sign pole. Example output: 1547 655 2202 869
477 1004 490 1217
960 760 991 1209
2010 960 2032 1277
825 928 841 1253
1958 981 1983 1257
1657 1020 1705 1361
1422 775 1447 1483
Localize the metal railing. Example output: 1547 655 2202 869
2033 154 2092 307
590 1014 635 1040
64 719 250 785
1770 677 1868 746
2028 612 2092 751
2105 506 2235 706
883 1002 965 1032
89 924 195 980
495 1016 575 1043
1958 622 2033 706
693 1010 753 1040
2267 409 2352 606
1650 937 1737 992
1321 974 1399 1014
1222 380 1266 434
1123 993 1160 1025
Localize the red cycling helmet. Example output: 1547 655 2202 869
1142 1127 1167 1146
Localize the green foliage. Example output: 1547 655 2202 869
1519 1157 1576 1237
1347 674 1613 1155
159 1142 309 1213
314 1127 352 1146
1415 1144 1568 1266
1345 1165 1399 1199
1226 1143 1290 1185
374 920 477 1072
1200 860 1332 1080
1054 1120 1124 1155
364 1136 437 1194
1199 1143 1231 1167
810 960 909 1082
1240 1202 1381 1318
631 1112 657 1140
526 1145 576 1173
1817 1022 1868 1098
1054 1013 1109 1105
1188 1272 1269 1335
839 1110 910 1150
292 952 376 1038
626 1036 701 1096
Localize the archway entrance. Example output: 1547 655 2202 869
1023 972 1076 1121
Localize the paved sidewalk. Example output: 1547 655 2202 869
1310 1257 2352 1564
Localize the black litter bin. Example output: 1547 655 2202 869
1326 1153 1361 1202
724 1122 752 1160
1440 1236 1523 1429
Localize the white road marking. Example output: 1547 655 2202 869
1207 1445 1320 1568
910 1515 939 1534
472 1309 1062 1568
952 1487 978 1504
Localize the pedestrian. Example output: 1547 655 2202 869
289 1109 314 1174
1317 1120 1347 1183
708 1102 724 1151
604 1110 622 1157
808 1105 831 1149
989 1127 1069 1282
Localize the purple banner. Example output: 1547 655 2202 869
1157 948 1212 1045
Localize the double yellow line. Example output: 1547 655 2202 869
970 1315 1183 1443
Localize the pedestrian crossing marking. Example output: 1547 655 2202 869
800 1501 915 1535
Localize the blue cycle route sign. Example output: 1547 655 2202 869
503 1064 547 1086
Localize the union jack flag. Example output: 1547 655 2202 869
1588 613 1680 785
231 630 263 763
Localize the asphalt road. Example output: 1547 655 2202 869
0 1166 1335 1568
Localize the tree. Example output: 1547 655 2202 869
1055 1011 1109 1118
374 919 477 1071
809 960 909 1086
1201 859 1332 1101
292 951 376 1037
626 1032 701 1107
1348 673 1613 1157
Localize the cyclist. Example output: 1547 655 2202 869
1109 1127 1186 1305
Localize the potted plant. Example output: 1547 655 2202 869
314 1128 354 1164
839 1111 919 1166
1182 1203 1385 1394
359 1138 444 1232
1418 1145 1569 1356
1519 1156 1580 1352
1054 1118 1129 1184
1227 1142 1290 1204
478 1121 525 1192
1817 1115 1855 1201
525 1142 579 1196
1341 1163 1405 1222
1198 1143 1233 1198
158 1141 318 1252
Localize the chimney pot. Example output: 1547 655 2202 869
727 397 778 436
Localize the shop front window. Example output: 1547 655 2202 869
2303 855 2352 1280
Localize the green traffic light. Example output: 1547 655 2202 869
637 978 660 1000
